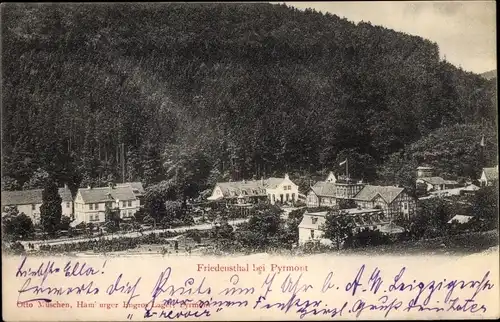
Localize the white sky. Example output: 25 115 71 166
276 1 496 74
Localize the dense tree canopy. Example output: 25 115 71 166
2 3 496 197
40 179 62 236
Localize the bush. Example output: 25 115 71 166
347 228 393 248
185 230 202 243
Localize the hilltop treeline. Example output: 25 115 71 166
2 3 496 197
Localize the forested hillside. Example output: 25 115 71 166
2 3 497 197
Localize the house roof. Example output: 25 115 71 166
299 209 388 231
482 167 499 181
448 215 473 224
116 182 145 196
418 177 458 185
353 185 405 204
378 222 405 234
215 177 291 198
78 185 136 203
2 188 73 206
463 184 480 191
343 208 384 216
298 212 327 230
310 182 337 197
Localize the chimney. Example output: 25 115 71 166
284 173 289 180
64 183 68 191
261 177 264 186
87 185 92 189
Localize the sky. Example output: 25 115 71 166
276 1 496 74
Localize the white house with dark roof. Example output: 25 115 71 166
207 174 299 205
479 166 498 187
1 186 73 224
74 183 142 224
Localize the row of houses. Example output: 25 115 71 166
208 171 416 245
299 172 415 245
1 182 144 226
297 208 405 245
416 165 498 192
208 164 498 246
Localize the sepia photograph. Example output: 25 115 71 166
1 1 498 320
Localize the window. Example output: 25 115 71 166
286 193 289 201
310 230 315 238
122 201 126 207
66 202 70 208
312 217 318 224
95 203 99 210
404 203 408 210
128 200 132 207
292 193 295 201
288 185 291 190
32 204 36 210
89 204 93 210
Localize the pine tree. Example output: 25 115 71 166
40 179 62 236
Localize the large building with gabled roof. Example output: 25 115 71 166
305 172 416 220
353 185 415 220
73 182 143 225
1 186 73 224
207 174 299 205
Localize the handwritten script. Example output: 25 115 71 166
12 257 496 320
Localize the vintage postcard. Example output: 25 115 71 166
1 1 498 321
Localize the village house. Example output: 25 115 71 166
306 181 336 208
421 184 480 199
298 208 403 246
73 183 142 225
207 174 299 205
306 172 415 220
479 165 498 187
1 185 73 224
352 185 416 220
415 166 459 192
306 172 364 208
116 182 145 205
